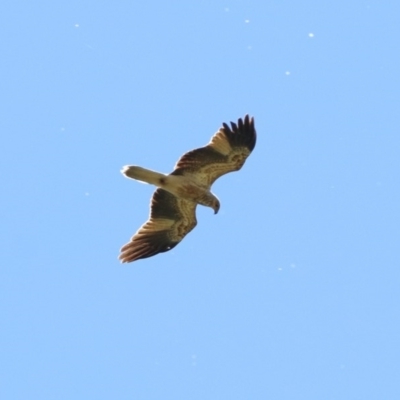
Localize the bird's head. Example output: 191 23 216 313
212 198 220 214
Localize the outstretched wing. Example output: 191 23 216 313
119 189 197 263
171 115 256 187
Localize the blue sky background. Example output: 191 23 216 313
1 1 399 399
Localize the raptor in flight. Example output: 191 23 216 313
119 115 256 263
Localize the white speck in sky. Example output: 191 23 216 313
285 71 291 75
245 19 250 23
224 7 229 12
278 267 283 271
85 192 89 196
308 32 314 38
191 354 197 367
74 23 79 28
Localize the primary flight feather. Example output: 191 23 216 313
119 115 256 263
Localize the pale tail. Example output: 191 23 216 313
121 166 167 185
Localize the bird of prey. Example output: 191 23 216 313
119 115 256 263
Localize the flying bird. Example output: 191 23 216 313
119 115 256 263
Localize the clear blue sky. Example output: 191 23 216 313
1 1 399 399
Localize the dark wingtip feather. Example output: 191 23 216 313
222 115 256 152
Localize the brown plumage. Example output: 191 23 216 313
119 115 256 263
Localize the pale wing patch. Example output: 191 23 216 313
208 130 232 155
137 218 175 233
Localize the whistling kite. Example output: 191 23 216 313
119 115 256 263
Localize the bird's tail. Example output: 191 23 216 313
121 165 167 186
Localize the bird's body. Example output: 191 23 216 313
122 166 219 210
119 115 256 263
